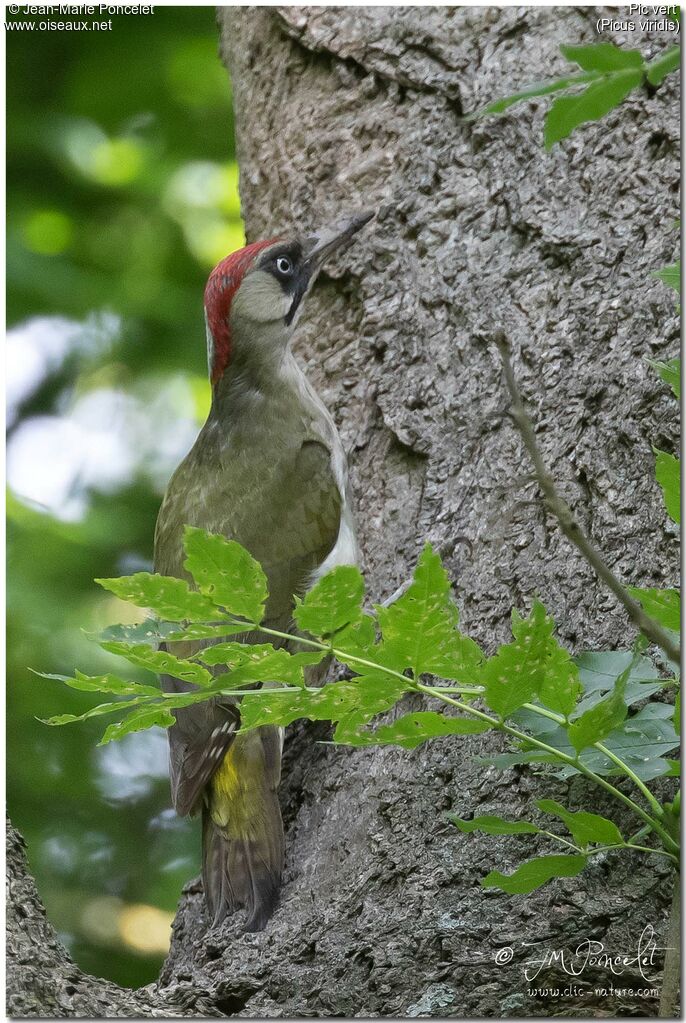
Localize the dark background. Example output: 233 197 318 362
7 7 242 987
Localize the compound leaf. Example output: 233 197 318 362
239 672 409 732
41 698 147 726
334 614 378 662
97 620 187 646
98 620 255 646
200 643 324 689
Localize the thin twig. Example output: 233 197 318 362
492 332 680 665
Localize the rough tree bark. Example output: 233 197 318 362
7 6 679 1018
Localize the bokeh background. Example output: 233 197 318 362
7 8 243 987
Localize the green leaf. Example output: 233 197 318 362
544 69 643 148
239 673 408 732
183 526 268 623
99 642 213 688
450 814 540 835
96 573 218 623
41 698 147 726
647 357 680 399
375 544 482 680
536 799 623 846
294 565 365 637
560 43 644 73
168 623 255 641
478 750 564 770
341 711 489 749
530 702 679 783
37 669 160 697
466 71 600 119
334 614 378 661
566 663 627 753
654 449 680 524
483 602 579 719
98 705 176 746
653 262 681 296
97 619 254 646
500 652 678 779
198 642 323 689
538 647 583 718
647 46 681 86
573 650 664 713
97 619 189 646
627 587 680 634
238 681 359 731
194 641 277 667
482 854 587 894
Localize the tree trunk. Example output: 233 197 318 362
8 6 679 1018
5 821 219 1017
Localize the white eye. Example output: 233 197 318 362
276 256 293 276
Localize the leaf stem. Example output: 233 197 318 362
520 702 667 819
623 842 679 864
539 829 581 853
255 622 423 689
415 682 679 855
594 740 665 818
216 621 679 853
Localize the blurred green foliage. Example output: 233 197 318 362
7 8 243 988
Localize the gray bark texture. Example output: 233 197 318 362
5 821 221 1018
7 5 679 1019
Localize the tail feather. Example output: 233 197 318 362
201 734 284 930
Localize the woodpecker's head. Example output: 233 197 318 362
204 211 373 386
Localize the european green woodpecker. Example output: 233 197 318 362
154 212 372 931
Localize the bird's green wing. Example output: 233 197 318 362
153 435 344 814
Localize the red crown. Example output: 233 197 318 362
204 238 279 384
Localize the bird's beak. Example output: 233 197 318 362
303 211 374 273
